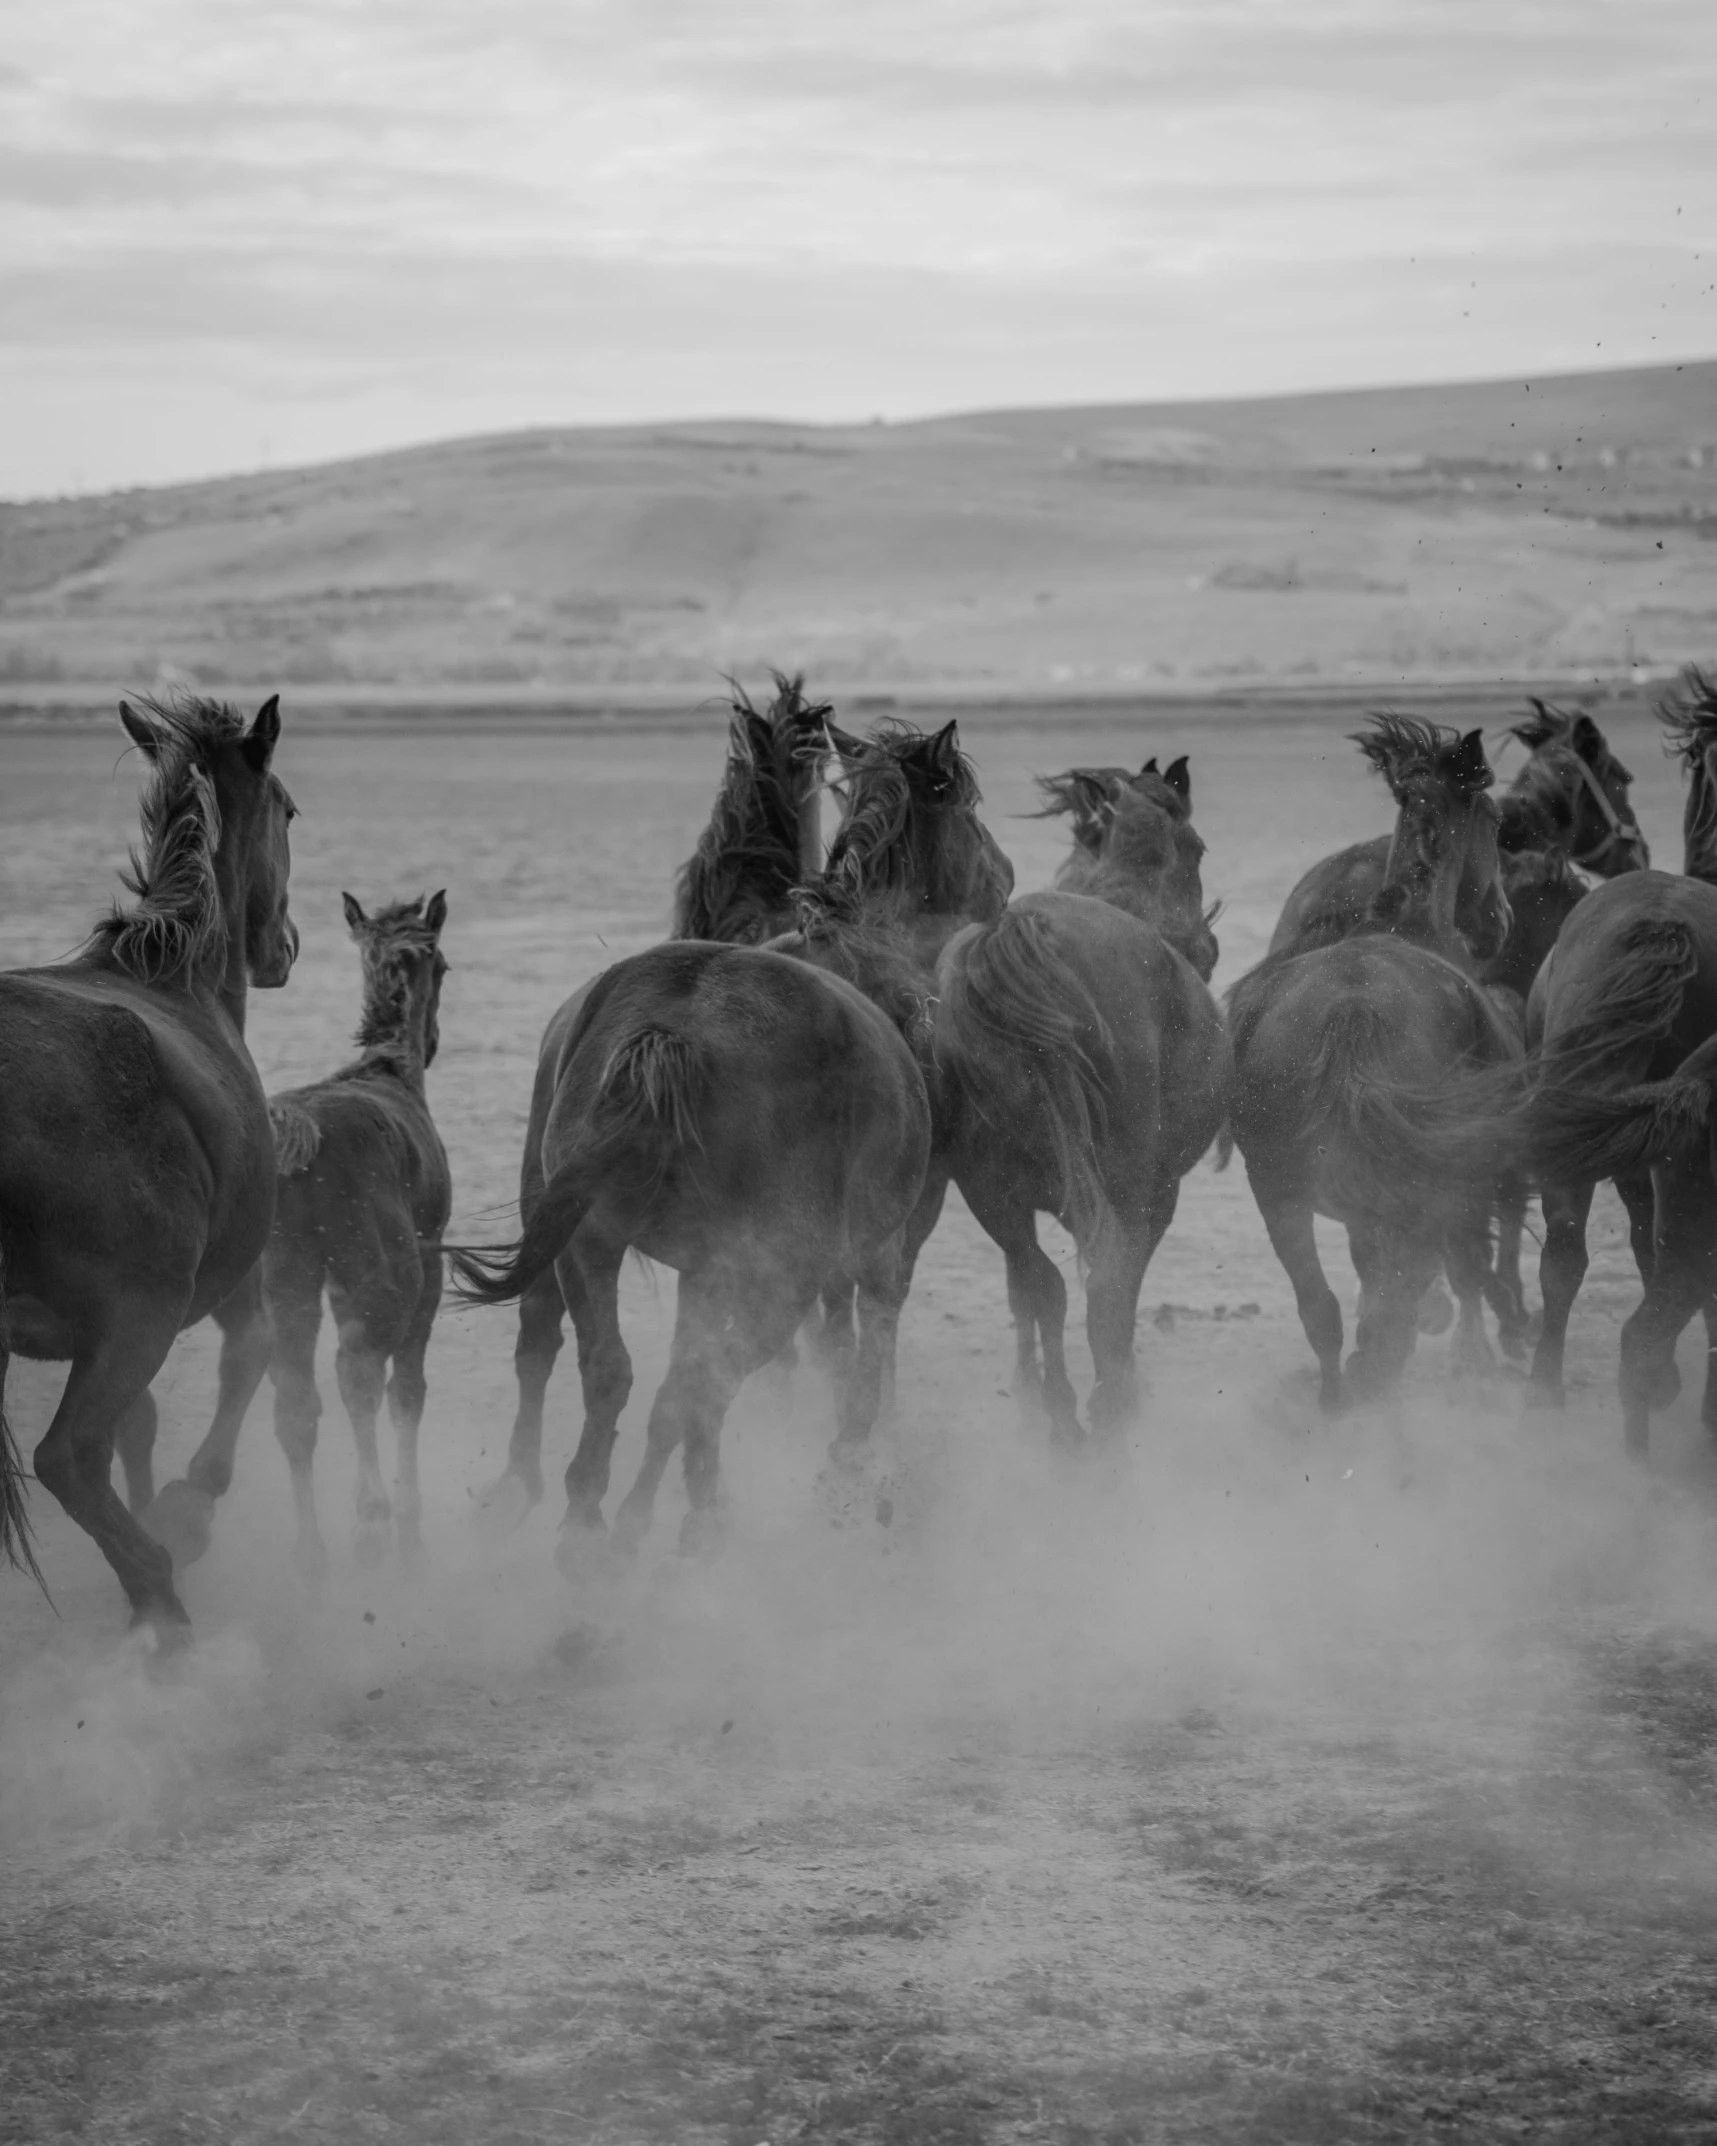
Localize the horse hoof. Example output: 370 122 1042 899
1416 1284 1455 1338
1522 1378 1565 1412
678 1508 725 1562
128 1600 193 1653
1497 1330 1529 1365
553 1513 616 1580
471 1472 538 1536
140 1480 216 1570
353 1521 391 1571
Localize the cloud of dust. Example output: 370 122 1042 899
4 1330 1716 1899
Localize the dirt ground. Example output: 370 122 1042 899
4 703 1717 2144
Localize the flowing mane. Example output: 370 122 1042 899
823 719 991 913
85 692 248 984
1354 712 1493 801
672 673 831 942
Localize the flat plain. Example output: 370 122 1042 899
3 700 1717 2144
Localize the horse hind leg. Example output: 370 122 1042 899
142 1267 272 1572
112 1388 160 1515
1346 1227 1439 1401
554 1242 632 1568
1617 1173 1717 1457
477 1268 565 1525
34 1301 190 1631
268 1250 328 1580
1444 1208 1498 1377
1526 1179 1595 1409
384 1251 442 1567
1085 1190 1173 1439
1251 1172 1342 1411
328 1281 407 1570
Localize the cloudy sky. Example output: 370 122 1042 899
2 0 1711 496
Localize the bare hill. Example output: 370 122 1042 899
2 362 1713 701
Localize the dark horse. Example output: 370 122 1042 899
450 942 930 1559
1268 699 1646 960
0 694 297 1628
933 762 1230 1442
259 893 451 1575
1517 668 1717 1449
1227 719 1519 1407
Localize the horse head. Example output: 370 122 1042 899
1506 699 1648 876
1087 757 1220 980
344 889 451 1072
111 692 298 993
825 718 1013 932
1360 716 1510 964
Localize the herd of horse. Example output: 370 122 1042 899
5 669 1717 1642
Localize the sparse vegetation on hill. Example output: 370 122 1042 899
1 362 1712 700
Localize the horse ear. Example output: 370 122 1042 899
928 720 961 768
1140 757 1159 776
118 699 163 759
1455 728 1491 790
1161 755 1191 805
1570 712 1605 762
242 693 282 771
341 891 368 937
424 889 449 934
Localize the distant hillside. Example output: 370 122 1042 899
2 362 1713 700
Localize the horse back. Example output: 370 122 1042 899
271 1074 451 1245
541 943 928 1264
1268 834 1390 956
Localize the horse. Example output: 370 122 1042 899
253 893 451 1575
1031 759 1168 879
0 693 297 1630
932 762 1229 1442
1226 718 1519 1408
673 673 832 943
449 941 930 1560
1268 699 1646 960
1515 668 1717 1448
790 717 1016 1391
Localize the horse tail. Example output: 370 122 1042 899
0 1252 45 1590
937 910 1112 1235
269 1098 322 1176
1527 1033 1717 1186
449 1027 705 1306
1294 998 1511 1220
1534 916 1700 1084
1213 1121 1236 1171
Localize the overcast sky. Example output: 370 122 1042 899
2 0 1711 497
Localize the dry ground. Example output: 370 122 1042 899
3 704 1717 2144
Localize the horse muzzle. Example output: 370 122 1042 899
253 917 300 989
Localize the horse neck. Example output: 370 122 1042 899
1378 820 1464 953
206 836 253 1032
352 970 435 1092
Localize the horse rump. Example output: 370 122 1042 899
936 907 1114 1236
1247 996 1516 1226
449 1025 706 1306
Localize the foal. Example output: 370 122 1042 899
264 894 451 1571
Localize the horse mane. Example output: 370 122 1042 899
85 692 248 984
672 673 832 942
1353 713 1493 801
823 719 983 906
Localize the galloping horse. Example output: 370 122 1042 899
0 694 297 1629
1518 669 1717 1448
1227 719 1518 1407
261 893 450 1574
450 943 929 1560
934 765 1230 1442
1268 699 1645 960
